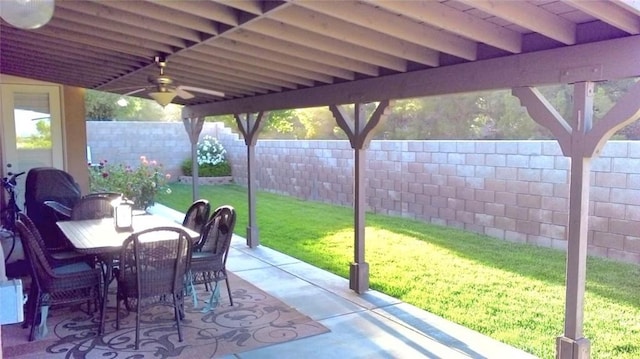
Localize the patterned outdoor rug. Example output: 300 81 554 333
2 272 329 358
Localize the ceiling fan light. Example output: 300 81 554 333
149 91 176 107
0 0 55 29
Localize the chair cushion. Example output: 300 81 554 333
53 262 93 275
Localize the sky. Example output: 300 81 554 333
14 109 49 136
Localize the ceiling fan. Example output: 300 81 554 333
121 57 225 107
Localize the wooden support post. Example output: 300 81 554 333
235 112 266 248
330 100 391 293
182 117 205 202
513 80 640 359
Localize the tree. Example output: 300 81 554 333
85 90 182 121
18 119 51 148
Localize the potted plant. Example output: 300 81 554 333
89 156 171 210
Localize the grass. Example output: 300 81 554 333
158 183 640 359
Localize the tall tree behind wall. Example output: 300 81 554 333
85 90 182 121
89 78 636 139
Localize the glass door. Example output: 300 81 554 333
1 84 63 210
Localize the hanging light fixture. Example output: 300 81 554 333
149 89 177 107
0 0 55 30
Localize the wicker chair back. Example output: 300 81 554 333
71 196 114 220
115 226 192 349
182 199 210 239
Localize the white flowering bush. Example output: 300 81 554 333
197 135 226 166
181 135 231 177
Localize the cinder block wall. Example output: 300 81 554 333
226 138 640 265
86 121 234 180
87 122 640 264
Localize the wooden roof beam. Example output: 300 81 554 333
184 35 640 117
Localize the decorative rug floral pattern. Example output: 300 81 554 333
2 273 329 358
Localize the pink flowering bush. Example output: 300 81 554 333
89 156 171 209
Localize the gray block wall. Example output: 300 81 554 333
87 122 640 265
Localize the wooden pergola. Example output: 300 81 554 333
1 2 639 358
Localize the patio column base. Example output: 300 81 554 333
556 336 590 359
349 262 369 294
246 225 259 248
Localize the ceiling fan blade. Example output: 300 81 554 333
177 85 224 98
175 87 195 99
122 88 147 96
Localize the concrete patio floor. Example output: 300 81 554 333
150 204 539 359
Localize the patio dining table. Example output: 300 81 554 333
56 213 200 334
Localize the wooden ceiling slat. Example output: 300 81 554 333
98 1 219 35
193 45 334 84
45 18 176 54
211 0 264 16
21 25 158 58
226 30 379 76
461 0 577 45
249 18 408 72
54 7 188 48
294 1 477 60
563 0 640 34
108 60 280 95
3 30 144 68
268 6 439 66
1 43 132 75
613 0 640 16
368 0 522 53
170 56 298 90
153 0 240 26
1 61 109 84
55 0 202 42
211 38 354 80
178 51 316 88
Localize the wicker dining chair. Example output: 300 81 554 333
17 213 92 267
182 199 210 237
114 227 192 350
15 218 102 342
188 205 236 308
70 196 114 220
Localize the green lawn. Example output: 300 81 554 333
157 183 640 359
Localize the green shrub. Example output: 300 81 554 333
181 159 231 177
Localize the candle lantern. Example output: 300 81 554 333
113 199 134 232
